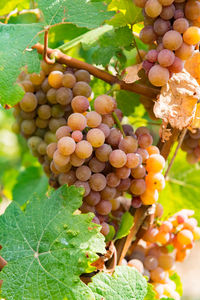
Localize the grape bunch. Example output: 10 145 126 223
13 61 166 236
122 204 200 299
181 129 200 164
134 0 200 87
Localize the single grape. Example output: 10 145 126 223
21 119 36 135
158 254 175 270
141 188 159 205
139 26 157 44
71 130 83 142
37 105 51 120
131 196 142 208
75 69 91 83
126 153 142 169
151 267 168 283
58 170 76 186
70 153 85 167
115 166 131 179
97 123 110 138
94 95 116 115
73 81 92 97
30 70 45 85
144 255 158 271
56 126 71 140
89 173 107 191
102 114 115 128
183 26 200 45
117 178 131 191
145 173 165 191
68 113 87 131
100 222 110 236
85 191 101 206
75 181 90 197
41 78 51 93
101 186 116 200
20 93 38 112
128 259 144 273
146 145 160 155
86 111 102 128
80 202 95 214
160 4 175 20
95 144 112 162
76 165 91 181
47 88 57 104
148 65 170 87
106 172 120 187
109 150 127 168
177 229 194 245
48 71 63 89
185 0 200 20
87 128 105 148
95 200 112 215
56 87 73 105
62 72 76 88
49 118 66 133
119 136 138 153
168 56 184 73
53 149 70 167
75 140 93 159
106 128 122 148
89 157 105 173
57 137 76 156
163 30 183 51
145 0 162 18
27 136 42 151
71 96 89 113
46 142 57 158
131 165 146 179
146 154 165 172
153 18 171 36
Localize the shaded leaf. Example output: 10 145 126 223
170 272 183 296
0 185 105 299
116 90 140 116
115 212 134 240
144 283 157 300
89 266 147 300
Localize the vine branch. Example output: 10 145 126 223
32 43 159 99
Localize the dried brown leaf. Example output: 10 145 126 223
153 70 200 130
123 63 142 83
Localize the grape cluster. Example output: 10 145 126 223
181 129 200 164
123 204 200 299
13 61 166 236
134 0 200 87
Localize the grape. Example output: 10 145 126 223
70 153 85 167
46 88 57 104
57 137 76 156
168 56 184 73
95 200 112 215
158 254 174 270
158 49 175 68
183 26 200 45
76 165 91 181
80 202 95 213
89 157 105 173
136 127 150 137
142 60 154 74
153 18 171 36
146 49 158 63
30 70 45 85
41 60 52 75
51 63 65 72
48 71 63 89
143 227 159 243
160 221 173 233
100 222 110 236
141 188 159 205
71 130 83 142
109 150 127 168
68 113 87 131
21 120 36 135
126 153 142 169
71 96 89 113
115 166 131 179
159 0 174 5
131 196 142 208
114 108 123 121
44 132 57 145
119 136 138 153
37 105 51 120
75 140 93 159
95 144 112 162
51 104 65 118
58 170 76 186
106 172 120 187
145 0 162 18
55 126 71 140
117 178 131 191
89 173 107 191
146 145 160 155
130 179 146 195
94 95 116 115
53 149 70 167
102 114 115 128
27 136 42 151
46 142 57 158
137 148 149 162
155 203 164 218
75 181 90 197
73 81 92 97
50 161 60 175
146 154 165 172
20 93 38 112
110 198 121 211
185 0 200 20
131 165 146 179
144 256 158 271
150 267 168 283
139 26 157 44
49 118 66 133
75 70 91 83
87 128 105 148
134 0 147 8
148 65 170 87
56 87 73 105
156 231 170 244
41 78 51 93
176 42 194 60
173 18 189 33
62 72 76 88
86 111 102 128
193 227 200 240
20 110 36 120
106 128 122 148
128 259 144 273
160 4 175 20
21 80 35 93
163 30 183 50
101 186 116 200
85 191 101 206
177 229 194 245
97 123 110 138
36 90 47 105
145 173 165 191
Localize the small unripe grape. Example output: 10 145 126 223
71 130 83 142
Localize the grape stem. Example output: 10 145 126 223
32 43 159 99
164 128 187 178
112 112 126 137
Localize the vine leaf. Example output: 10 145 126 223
170 272 183 296
144 283 157 300
115 212 134 240
123 63 142 83
0 24 42 107
159 149 200 223
89 266 147 300
0 0 29 15
38 0 114 28
0 185 105 300
12 166 48 206
154 69 200 130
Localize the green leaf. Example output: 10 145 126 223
116 90 140 116
92 46 117 66
0 185 105 300
115 212 134 240
144 283 157 300
159 150 200 223
12 166 48 206
108 0 143 27
105 224 116 242
0 24 42 106
170 273 183 296
89 266 147 300
38 0 114 28
99 26 133 48
0 0 29 15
